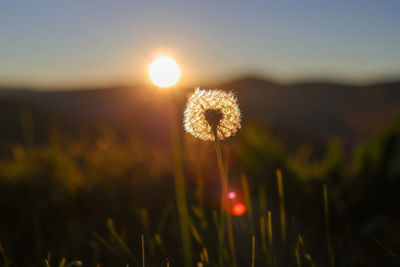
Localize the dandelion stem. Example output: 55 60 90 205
213 130 237 267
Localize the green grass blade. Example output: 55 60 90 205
276 169 286 243
323 185 335 267
251 235 255 267
241 174 254 234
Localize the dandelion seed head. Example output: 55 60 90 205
184 88 241 141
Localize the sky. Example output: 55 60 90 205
1 0 400 88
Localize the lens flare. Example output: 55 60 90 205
228 192 237 199
232 203 246 216
149 57 180 88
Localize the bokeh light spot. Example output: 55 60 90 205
228 191 237 199
232 203 246 216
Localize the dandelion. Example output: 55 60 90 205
183 87 241 267
184 88 241 141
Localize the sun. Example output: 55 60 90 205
149 57 180 88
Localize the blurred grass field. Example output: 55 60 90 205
1 81 400 266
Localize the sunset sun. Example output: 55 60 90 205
149 57 180 88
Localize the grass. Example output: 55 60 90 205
78 168 335 266
276 169 286 243
141 234 145 267
167 92 192 267
0 243 11 267
1 118 400 266
62 174 336 266
251 235 255 267
323 184 335 267
242 174 254 234
1 159 398 266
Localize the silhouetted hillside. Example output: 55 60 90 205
1 77 400 145
223 77 400 141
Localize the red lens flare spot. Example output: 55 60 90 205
232 203 246 216
228 191 237 199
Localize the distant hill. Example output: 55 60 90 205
222 77 400 141
0 77 400 145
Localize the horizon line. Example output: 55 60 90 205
1 73 400 91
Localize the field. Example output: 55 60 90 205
1 78 400 266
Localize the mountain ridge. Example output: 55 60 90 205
0 77 399 145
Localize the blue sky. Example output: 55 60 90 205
1 0 400 88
